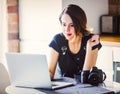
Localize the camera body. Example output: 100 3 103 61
88 67 106 85
81 66 106 86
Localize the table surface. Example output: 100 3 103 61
6 77 120 94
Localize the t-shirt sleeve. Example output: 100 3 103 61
49 34 60 53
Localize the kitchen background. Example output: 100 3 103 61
0 0 120 82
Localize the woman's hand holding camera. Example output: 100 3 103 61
87 34 100 51
80 66 106 86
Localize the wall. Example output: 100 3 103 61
62 0 108 34
0 0 3 61
0 0 7 64
19 0 62 55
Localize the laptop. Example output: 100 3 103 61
5 53 73 90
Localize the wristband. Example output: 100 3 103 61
81 70 90 83
92 43 102 50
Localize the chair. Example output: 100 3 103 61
113 47 120 82
0 63 10 94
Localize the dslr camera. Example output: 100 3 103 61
81 66 106 86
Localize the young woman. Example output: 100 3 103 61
48 4 102 80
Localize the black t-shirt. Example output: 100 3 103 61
49 33 102 78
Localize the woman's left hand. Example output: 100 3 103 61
87 34 100 50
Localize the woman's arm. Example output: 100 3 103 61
83 34 100 70
48 47 59 80
83 48 98 70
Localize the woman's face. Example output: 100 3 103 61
61 14 76 41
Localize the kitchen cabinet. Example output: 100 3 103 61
96 45 113 81
96 35 120 82
113 47 120 82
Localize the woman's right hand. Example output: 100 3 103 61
86 34 100 51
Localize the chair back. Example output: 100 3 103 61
0 63 10 94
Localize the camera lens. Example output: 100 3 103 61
88 73 100 86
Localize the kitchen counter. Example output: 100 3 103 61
100 35 120 47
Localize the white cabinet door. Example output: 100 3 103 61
113 47 120 82
96 46 113 81
113 47 120 62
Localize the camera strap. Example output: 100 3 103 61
102 71 106 81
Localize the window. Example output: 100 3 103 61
19 0 62 56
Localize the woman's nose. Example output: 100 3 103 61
65 26 70 32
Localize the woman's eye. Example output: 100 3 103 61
62 23 66 27
71 24 74 27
